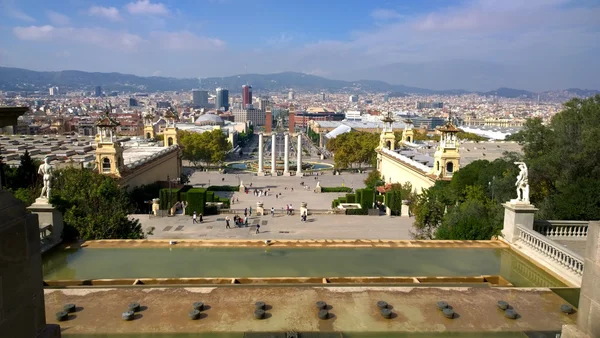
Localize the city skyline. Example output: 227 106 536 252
0 0 599 91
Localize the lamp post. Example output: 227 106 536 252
167 174 172 212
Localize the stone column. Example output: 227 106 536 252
296 133 303 176
283 133 290 176
271 133 276 176
565 221 600 337
501 202 538 243
257 133 264 176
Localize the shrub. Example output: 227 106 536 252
159 188 180 210
346 194 356 203
206 191 215 202
204 205 218 215
355 189 363 206
338 197 347 204
321 187 352 193
331 199 341 208
186 188 206 215
207 185 238 192
376 195 384 203
346 208 368 215
361 188 375 210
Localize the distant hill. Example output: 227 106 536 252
560 88 600 97
481 87 534 98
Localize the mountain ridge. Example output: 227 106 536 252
0 66 597 98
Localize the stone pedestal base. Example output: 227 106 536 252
296 172 303 177
386 206 392 216
28 198 63 247
239 185 246 193
314 186 322 193
257 171 266 176
401 204 410 217
152 198 160 216
283 171 291 176
256 202 264 216
501 201 537 244
300 202 308 216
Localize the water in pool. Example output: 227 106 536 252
42 247 564 287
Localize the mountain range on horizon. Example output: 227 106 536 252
0 66 598 99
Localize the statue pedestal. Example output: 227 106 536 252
28 198 64 247
256 202 264 216
239 185 246 193
400 201 410 217
300 202 308 216
152 198 160 215
314 186 322 193
501 201 537 244
257 171 265 177
283 171 291 176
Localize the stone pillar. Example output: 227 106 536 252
401 200 410 217
501 202 538 244
319 133 324 148
271 134 276 176
300 202 308 216
283 133 290 175
296 133 303 176
28 198 64 252
256 202 264 216
152 198 160 215
565 221 600 337
257 133 264 176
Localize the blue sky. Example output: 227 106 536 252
0 0 599 91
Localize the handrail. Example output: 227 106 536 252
516 225 584 276
533 220 589 239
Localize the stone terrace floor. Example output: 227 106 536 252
45 286 576 334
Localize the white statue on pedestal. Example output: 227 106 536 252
38 156 54 200
514 162 529 203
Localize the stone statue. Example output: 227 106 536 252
38 156 54 200
239 180 244 187
514 161 529 203
316 181 321 188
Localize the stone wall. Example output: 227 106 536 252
576 221 600 337
0 191 53 337
120 148 181 191
378 150 436 193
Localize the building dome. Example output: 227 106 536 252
194 114 224 126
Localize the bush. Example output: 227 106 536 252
159 188 181 210
186 188 207 215
338 197 347 204
346 208 368 215
204 205 218 215
346 194 356 203
206 191 215 202
207 185 238 192
331 199 341 208
361 188 375 210
376 195 384 203
321 187 352 193
355 189 363 206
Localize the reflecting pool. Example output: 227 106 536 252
43 247 565 287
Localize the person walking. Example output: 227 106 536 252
256 223 260 234
199 213 203 223
192 211 198 224
225 216 231 229
249 206 253 216
271 207 275 217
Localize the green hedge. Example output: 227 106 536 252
332 199 340 208
355 189 363 206
338 197 347 204
186 188 207 215
204 205 218 216
159 188 180 210
346 194 355 203
361 188 374 210
206 191 215 202
346 208 369 215
376 195 384 203
385 190 404 215
207 185 238 192
321 187 352 193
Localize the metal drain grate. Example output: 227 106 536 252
262 220 268 225
162 226 172 231
279 231 290 234
206 226 213 229
174 225 184 231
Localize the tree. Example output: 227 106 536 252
364 170 383 189
411 183 448 239
179 130 232 167
326 131 378 169
50 167 145 240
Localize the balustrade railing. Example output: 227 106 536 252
533 220 589 239
517 225 584 276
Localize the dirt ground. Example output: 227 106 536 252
45 286 576 334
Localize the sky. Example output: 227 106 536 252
0 0 599 91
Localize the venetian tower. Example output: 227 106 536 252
163 108 179 147
143 109 155 139
401 119 415 144
95 113 124 177
432 118 461 178
377 112 396 150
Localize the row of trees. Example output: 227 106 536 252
1 150 42 205
326 131 379 168
412 95 600 240
179 129 232 167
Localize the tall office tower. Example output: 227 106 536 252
258 97 269 111
192 89 209 108
216 88 230 111
288 90 295 100
95 86 102 97
321 92 326 101
129 98 138 107
383 94 389 103
242 85 253 108
349 95 358 103
48 87 59 96
265 106 273 134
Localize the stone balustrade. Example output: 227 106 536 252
517 225 584 277
533 220 588 239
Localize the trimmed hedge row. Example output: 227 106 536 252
207 185 238 192
157 185 231 215
186 188 207 215
321 187 352 193
330 188 376 211
346 208 368 215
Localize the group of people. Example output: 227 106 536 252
224 215 260 233
192 211 203 224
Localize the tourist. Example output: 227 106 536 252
244 216 248 226
271 207 275 217
199 213 203 223
249 206 253 216
192 211 198 224
244 208 248 217
225 216 230 229
256 223 260 234
276 194 278 199
286 204 289 215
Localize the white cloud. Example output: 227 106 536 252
370 9 403 21
88 6 122 21
46 11 70 26
126 0 169 16
149 31 225 50
1 0 35 22
265 33 293 47
13 26 145 52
